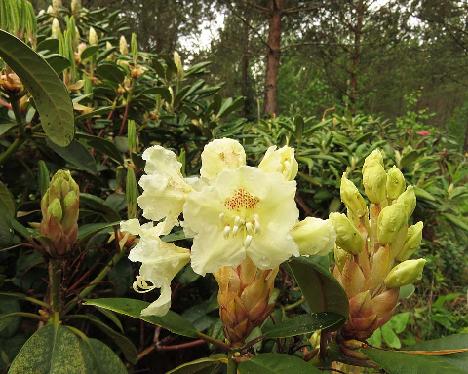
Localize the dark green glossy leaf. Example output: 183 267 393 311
0 30 74 146
80 46 99 60
238 353 320 373
77 132 124 164
46 139 98 175
45 54 70 74
288 256 349 319
365 347 466 374
80 194 121 222
0 296 20 337
167 355 226 374
263 313 344 339
82 338 127 374
84 298 198 338
96 62 126 83
78 222 119 242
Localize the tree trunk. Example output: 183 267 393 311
263 0 284 116
241 11 255 119
349 0 365 115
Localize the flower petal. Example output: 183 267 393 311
200 138 246 180
140 282 172 317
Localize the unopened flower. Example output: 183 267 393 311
258 145 298 181
396 186 416 217
121 219 190 316
89 27 98 46
51 18 61 39
40 170 79 257
71 0 81 15
386 166 406 200
329 213 364 255
291 217 335 256
183 166 298 275
200 138 246 180
377 203 408 244
396 221 423 261
384 258 426 288
119 35 129 55
362 149 387 204
340 173 367 217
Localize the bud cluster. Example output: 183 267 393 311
40 170 80 257
215 257 278 347
330 150 425 342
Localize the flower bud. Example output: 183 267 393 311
258 145 298 181
51 18 61 39
106 41 112 50
40 170 80 257
386 166 406 200
89 27 98 46
340 173 367 217
291 217 335 256
119 35 129 55
47 5 55 15
0 73 23 93
200 138 246 180
334 244 351 272
174 51 183 79
52 0 62 11
396 186 416 218
396 221 423 261
362 149 387 204
384 259 426 288
377 203 407 244
329 213 364 255
71 0 81 15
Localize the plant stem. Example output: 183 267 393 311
227 354 238 374
196 331 230 351
63 249 126 315
48 258 62 321
0 94 26 165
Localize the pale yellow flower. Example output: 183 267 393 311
291 217 336 256
200 138 246 180
121 219 190 316
183 166 299 275
258 145 298 181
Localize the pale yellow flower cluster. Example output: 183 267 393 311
121 138 336 316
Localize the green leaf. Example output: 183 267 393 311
381 323 401 349
364 347 466 374
288 256 349 319
45 55 70 74
0 122 17 136
96 62 126 83
77 132 124 164
167 355 227 374
80 45 99 60
67 314 137 364
8 324 93 373
0 30 74 146
0 296 20 338
78 222 119 242
84 298 198 338
82 338 127 374
46 139 98 175
442 213 468 232
263 313 344 338
238 353 321 373
80 194 121 222
0 181 15 217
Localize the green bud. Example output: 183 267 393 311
334 244 351 272
128 119 138 153
386 166 406 200
174 51 184 80
377 203 407 244
384 259 426 288
362 149 387 204
89 27 98 46
396 186 416 218
38 161 50 197
119 35 128 55
48 198 63 220
397 221 423 261
105 41 113 51
40 170 80 257
330 213 364 255
291 217 336 256
340 173 367 217
71 0 81 15
131 32 138 60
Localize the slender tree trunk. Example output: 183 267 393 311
349 0 365 115
241 11 254 119
464 121 468 153
263 0 284 116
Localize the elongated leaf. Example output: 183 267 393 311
85 298 198 338
288 257 349 319
47 139 98 175
80 194 121 222
365 347 466 374
0 181 15 217
238 353 321 373
0 30 74 146
77 132 124 164
78 222 119 241
67 314 137 364
82 338 127 374
263 313 344 339
167 355 227 374
8 324 93 373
